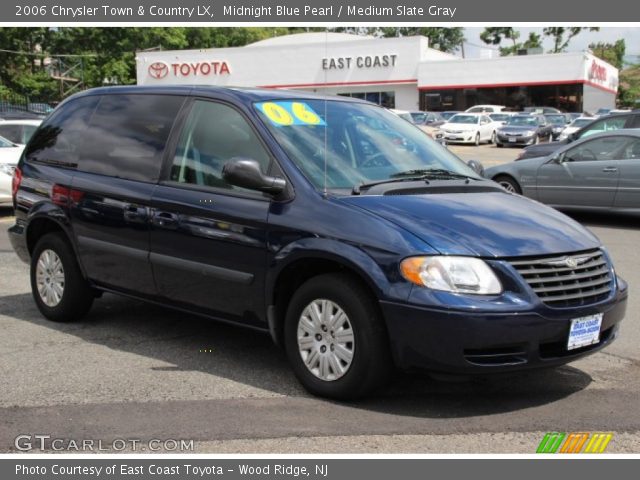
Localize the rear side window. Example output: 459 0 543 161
630 115 640 129
25 96 100 167
79 94 184 182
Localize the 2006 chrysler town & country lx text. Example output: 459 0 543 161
9 86 628 399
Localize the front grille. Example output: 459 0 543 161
510 250 613 308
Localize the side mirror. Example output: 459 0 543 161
466 159 485 176
550 154 563 164
222 158 286 196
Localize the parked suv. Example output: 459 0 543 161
9 86 628 399
518 112 640 160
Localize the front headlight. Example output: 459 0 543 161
400 256 502 294
524 130 536 137
0 163 16 176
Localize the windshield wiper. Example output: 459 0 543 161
352 169 480 195
390 168 478 180
352 176 430 195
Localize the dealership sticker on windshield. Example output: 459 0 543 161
567 313 603 350
256 101 326 127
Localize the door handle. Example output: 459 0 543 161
123 204 149 222
152 211 180 229
602 167 618 173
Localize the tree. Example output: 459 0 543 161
543 27 600 53
618 65 640 108
480 27 520 50
370 27 465 53
589 39 626 70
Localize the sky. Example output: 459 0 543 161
462 27 640 61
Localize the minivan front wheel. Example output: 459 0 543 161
284 273 392 399
30 233 94 322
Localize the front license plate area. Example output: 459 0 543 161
567 313 603 350
509 137 517 142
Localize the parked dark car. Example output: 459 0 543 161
545 113 571 140
517 112 640 160
486 130 640 212
9 86 627 399
495 114 553 147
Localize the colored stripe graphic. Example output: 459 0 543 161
537 432 566 453
560 433 589 453
584 433 613 453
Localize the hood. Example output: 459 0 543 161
499 125 538 133
443 123 476 131
342 191 599 258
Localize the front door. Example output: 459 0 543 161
149 99 273 326
614 137 640 209
536 135 628 208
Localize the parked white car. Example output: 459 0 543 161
465 104 506 113
557 117 595 141
440 113 499 145
0 119 41 146
0 135 24 206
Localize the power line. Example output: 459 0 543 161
0 48 97 57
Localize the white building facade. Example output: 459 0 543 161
136 32 618 112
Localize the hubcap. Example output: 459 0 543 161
36 249 65 307
500 181 516 192
297 299 355 382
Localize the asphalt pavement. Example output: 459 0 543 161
0 146 638 453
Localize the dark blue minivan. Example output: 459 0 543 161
9 86 628 399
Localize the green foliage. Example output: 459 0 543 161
373 27 464 52
618 65 640 108
589 40 626 70
543 27 600 53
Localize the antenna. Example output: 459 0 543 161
323 28 328 198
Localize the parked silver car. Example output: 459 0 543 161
485 130 640 212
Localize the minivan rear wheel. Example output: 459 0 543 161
30 233 94 322
284 273 392 400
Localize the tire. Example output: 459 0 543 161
534 135 540 145
490 130 496 144
474 132 480 146
496 142 504 148
493 175 522 194
284 273 392 400
30 233 94 322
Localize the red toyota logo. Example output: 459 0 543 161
148 62 169 80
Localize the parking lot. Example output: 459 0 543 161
0 145 638 453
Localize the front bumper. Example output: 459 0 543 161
496 134 536 146
442 132 476 143
380 277 628 374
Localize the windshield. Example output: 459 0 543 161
255 99 479 191
545 115 566 125
0 136 14 148
447 114 479 124
490 114 510 122
506 116 538 126
410 112 427 123
571 118 592 128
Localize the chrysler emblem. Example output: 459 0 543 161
565 257 578 268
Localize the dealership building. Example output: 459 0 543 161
136 32 618 113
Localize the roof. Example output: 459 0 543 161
69 85 371 105
245 32 375 48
